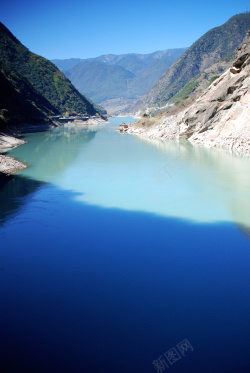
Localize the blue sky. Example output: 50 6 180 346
1 0 249 59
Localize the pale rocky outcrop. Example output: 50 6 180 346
127 34 250 153
119 123 129 132
0 134 27 174
0 133 25 149
0 154 27 175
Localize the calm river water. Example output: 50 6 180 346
1 117 250 373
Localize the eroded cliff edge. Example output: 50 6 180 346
127 34 250 154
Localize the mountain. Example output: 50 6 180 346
50 58 84 72
128 12 250 112
167 53 234 107
52 48 187 111
65 60 136 103
0 22 99 129
0 63 56 127
126 32 250 153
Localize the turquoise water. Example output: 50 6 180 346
6 117 250 227
1 117 250 372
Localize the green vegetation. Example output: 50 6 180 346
166 78 199 106
0 22 100 128
144 12 250 108
0 62 55 127
53 49 187 104
221 51 236 62
209 75 220 85
65 60 136 103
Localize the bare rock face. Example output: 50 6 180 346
0 154 27 175
119 123 129 132
0 134 27 174
128 34 250 153
0 134 25 150
178 35 250 152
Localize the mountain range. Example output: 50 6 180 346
1 12 250 129
52 48 187 111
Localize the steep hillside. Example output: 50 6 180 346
168 56 234 106
129 12 250 112
0 22 99 128
126 32 250 153
52 48 187 109
0 67 55 128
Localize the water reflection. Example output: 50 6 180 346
2 119 250 229
0 126 98 224
1 118 250 373
6 126 98 182
131 137 250 228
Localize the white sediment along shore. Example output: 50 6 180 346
0 154 27 175
0 118 107 175
0 133 26 149
0 133 27 174
125 36 250 154
58 117 107 127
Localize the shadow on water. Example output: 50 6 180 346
1 121 250 372
0 127 98 223
1 179 250 373
0 174 45 224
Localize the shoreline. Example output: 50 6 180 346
124 37 250 155
0 132 28 175
124 118 250 155
0 117 107 176
0 154 27 175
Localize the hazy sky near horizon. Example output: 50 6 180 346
1 0 249 59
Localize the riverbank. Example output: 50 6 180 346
56 117 107 126
0 133 26 149
0 117 107 176
0 133 27 174
124 35 250 154
124 108 250 154
0 153 27 175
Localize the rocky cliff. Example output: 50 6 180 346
127 33 250 153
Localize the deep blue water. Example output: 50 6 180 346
1 117 250 373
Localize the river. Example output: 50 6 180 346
1 116 250 373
